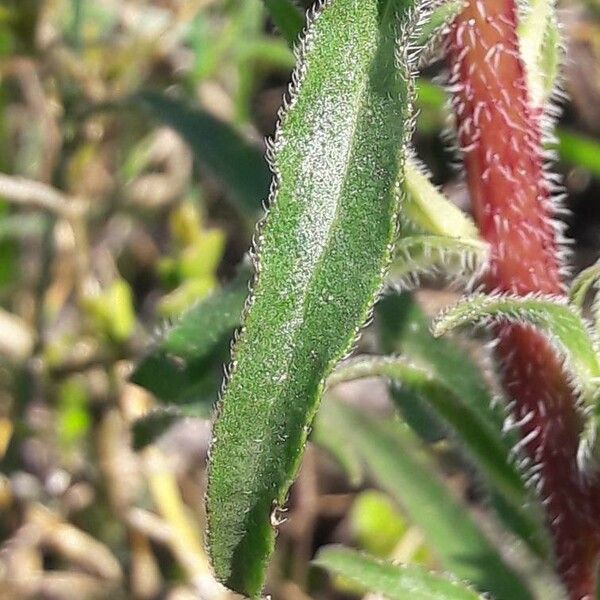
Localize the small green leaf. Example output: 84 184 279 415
325 400 532 599
570 260 600 333
390 234 488 288
570 262 600 310
518 0 560 107
139 92 270 214
262 0 304 46
206 0 422 594
131 270 248 405
314 545 484 600
432 294 600 406
329 355 526 507
404 159 479 240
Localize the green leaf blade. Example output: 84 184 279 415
314 545 484 600
329 355 525 507
130 271 249 406
322 400 532 599
262 0 304 46
432 294 600 403
206 0 420 595
139 92 271 214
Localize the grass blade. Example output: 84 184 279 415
314 545 484 600
324 400 532 599
206 0 422 594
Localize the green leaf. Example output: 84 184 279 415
404 159 479 240
131 270 248 405
206 0 421 594
517 0 560 107
314 545 484 600
432 293 600 472
570 260 600 333
376 292 550 557
139 92 270 214
390 234 488 288
377 293 504 432
325 400 532 599
432 294 600 406
329 355 526 507
262 0 304 46
312 409 364 487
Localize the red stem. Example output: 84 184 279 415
445 0 600 596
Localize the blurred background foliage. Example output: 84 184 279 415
0 1 600 599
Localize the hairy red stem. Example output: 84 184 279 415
445 0 600 597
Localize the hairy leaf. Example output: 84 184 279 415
326 400 532 599
206 0 422 595
314 545 483 600
517 0 560 107
403 159 479 239
139 92 270 214
329 355 525 506
376 292 549 557
432 294 600 406
390 234 488 288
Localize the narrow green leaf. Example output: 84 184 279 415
314 545 483 600
329 355 526 507
312 410 364 487
433 294 600 472
432 294 600 407
376 292 550 557
404 159 479 239
131 271 248 405
518 0 560 107
206 0 421 594
390 234 488 288
262 0 304 46
139 92 270 214
325 400 532 599
377 293 504 431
